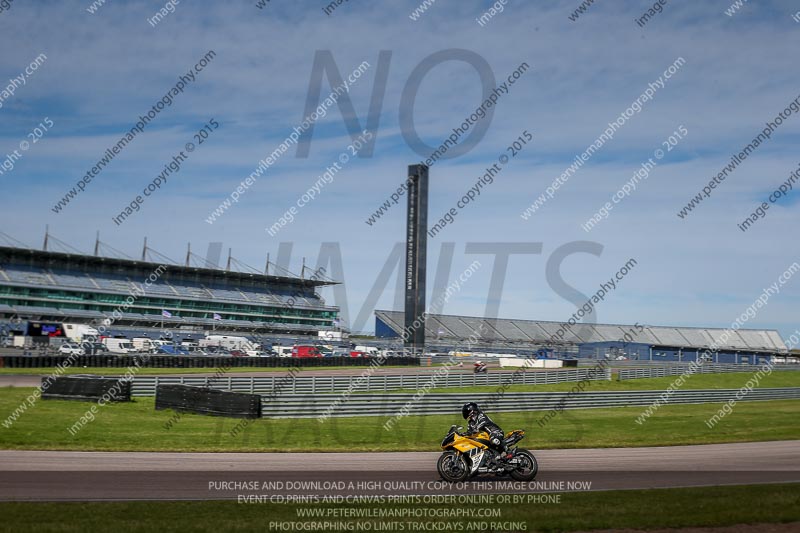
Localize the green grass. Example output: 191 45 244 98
411 371 800 394
0 484 798 532
0 365 426 376
1 388 798 452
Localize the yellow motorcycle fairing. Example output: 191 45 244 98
447 430 492 453
505 429 525 442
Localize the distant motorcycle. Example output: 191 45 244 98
473 361 487 374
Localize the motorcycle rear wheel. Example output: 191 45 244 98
509 450 538 481
437 451 469 482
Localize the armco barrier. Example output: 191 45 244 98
617 364 799 380
0 355 418 369
41 376 132 402
131 368 612 397
155 384 261 418
258 388 800 418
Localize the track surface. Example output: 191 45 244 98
1 441 798 501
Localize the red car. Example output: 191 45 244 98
230 349 247 357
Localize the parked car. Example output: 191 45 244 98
84 342 109 355
229 349 248 357
58 343 84 356
156 345 191 356
202 345 231 356
149 340 172 353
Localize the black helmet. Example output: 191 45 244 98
462 402 480 419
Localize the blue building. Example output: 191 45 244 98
577 341 773 365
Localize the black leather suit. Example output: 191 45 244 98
467 411 506 452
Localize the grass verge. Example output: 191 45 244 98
0 483 798 533
1 388 798 452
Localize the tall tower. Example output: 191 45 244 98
404 164 429 352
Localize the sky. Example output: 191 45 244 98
0 0 798 341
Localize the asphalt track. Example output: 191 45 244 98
1 441 798 501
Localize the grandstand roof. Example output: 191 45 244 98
374 310 787 353
0 246 336 288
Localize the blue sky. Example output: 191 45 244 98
0 0 798 340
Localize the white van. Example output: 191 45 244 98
102 338 137 354
201 335 259 355
131 337 154 352
63 323 100 342
275 346 293 358
318 330 344 341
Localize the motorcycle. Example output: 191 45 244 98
473 361 487 374
437 425 538 482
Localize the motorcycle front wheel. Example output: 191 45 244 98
509 450 538 481
437 451 469 482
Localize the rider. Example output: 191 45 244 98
462 402 512 459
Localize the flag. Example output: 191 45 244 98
213 313 222 321
161 309 172 318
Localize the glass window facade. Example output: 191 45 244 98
0 285 336 327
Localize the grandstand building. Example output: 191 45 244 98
0 245 339 336
375 310 787 364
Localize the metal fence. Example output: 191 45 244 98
128 363 798 396
131 367 611 397
618 363 799 380
259 388 800 418
0 354 418 369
